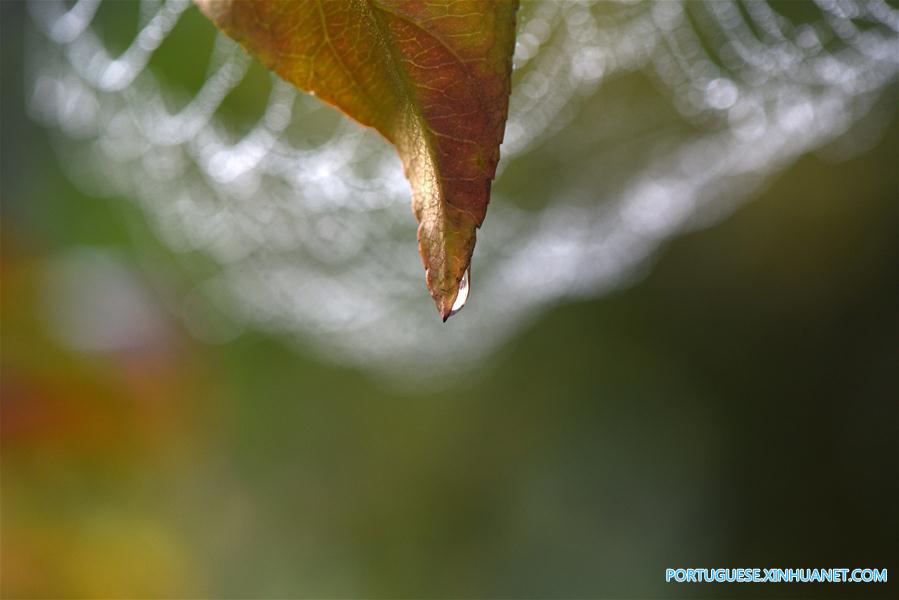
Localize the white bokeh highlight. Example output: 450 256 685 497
25 0 899 376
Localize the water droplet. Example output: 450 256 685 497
448 268 470 318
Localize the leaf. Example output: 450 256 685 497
195 0 518 320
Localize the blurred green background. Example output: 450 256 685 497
2 1 897 598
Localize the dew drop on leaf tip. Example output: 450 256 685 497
444 267 470 321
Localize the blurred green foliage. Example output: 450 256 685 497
2 1 897 598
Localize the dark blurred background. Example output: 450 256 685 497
2 1 897 598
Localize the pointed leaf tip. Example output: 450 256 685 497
195 0 518 318
435 282 458 322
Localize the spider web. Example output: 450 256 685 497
25 0 899 376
